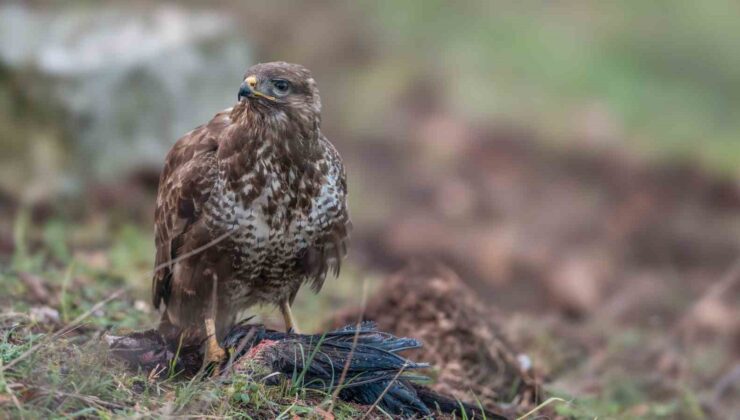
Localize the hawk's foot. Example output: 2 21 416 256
202 317 226 375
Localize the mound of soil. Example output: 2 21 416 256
331 263 541 415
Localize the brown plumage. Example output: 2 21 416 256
152 62 349 360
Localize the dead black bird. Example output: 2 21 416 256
109 322 508 419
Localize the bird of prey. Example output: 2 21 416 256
152 62 350 366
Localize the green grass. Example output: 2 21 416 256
0 315 363 418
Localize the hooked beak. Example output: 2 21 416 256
238 76 276 102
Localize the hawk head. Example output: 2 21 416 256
237 61 321 121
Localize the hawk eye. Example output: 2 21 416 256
272 79 291 95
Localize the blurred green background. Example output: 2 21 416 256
2 1 739 200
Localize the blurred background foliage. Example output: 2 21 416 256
368 0 740 172
1 1 740 197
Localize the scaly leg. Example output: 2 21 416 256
280 299 300 334
203 317 226 363
202 272 226 371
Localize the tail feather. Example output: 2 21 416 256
415 385 511 419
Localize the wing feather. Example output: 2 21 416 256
152 110 229 309
302 136 351 293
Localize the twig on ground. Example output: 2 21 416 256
673 256 740 335
359 363 408 420
220 327 257 380
31 386 128 410
515 397 570 420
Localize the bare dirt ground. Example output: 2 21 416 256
332 263 541 417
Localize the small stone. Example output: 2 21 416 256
29 306 60 324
